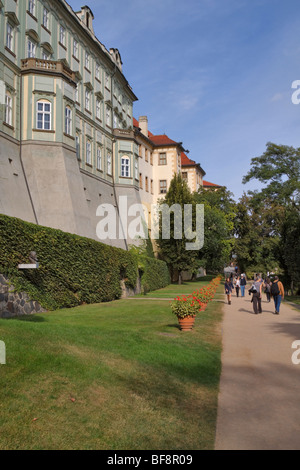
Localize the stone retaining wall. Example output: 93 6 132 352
0 274 46 318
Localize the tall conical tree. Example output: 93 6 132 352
157 173 201 284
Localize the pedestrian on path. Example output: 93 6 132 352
271 276 284 314
251 276 263 314
235 276 240 297
240 274 247 297
264 277 271 302
225 277 234 305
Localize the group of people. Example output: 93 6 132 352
224 272 285 315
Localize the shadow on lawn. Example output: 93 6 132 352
5 315 47 323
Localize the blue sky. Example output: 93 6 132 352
69 0 300 200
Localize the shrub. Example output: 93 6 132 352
0 214 169 310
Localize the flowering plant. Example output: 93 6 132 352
170 294 203 319
170 275 222 319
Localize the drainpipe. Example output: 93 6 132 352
110 64 128 250
19 71 39 225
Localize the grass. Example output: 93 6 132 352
284 295 300 306
136 275 220 298
0 279 223 450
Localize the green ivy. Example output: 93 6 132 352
0 215 169 310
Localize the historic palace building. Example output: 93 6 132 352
0 1 219 249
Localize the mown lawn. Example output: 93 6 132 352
0 279 223 450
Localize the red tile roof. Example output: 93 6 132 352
181 152 196 166
133 117 181 146
133 117 140 128
149 134 179 146
203 180 222 188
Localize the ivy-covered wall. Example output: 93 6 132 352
0 215 170 311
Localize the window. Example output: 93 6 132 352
59 25 65 46
5 91 12 126
85 51 90 70
106 107 111 126
150 153 153 165
97 147 102 170
85 89 90 112
73 40 78 59
113 113 117 129
86 141 92 165
96 99 101 120
160 180 167 194
6 23 14 51
42 50 50 60
37 100 51 130
159 152 167 165
75 84 79 104
145 176 149 192
182 172 188 180
76 134 80 160
145 149 149 163
28 0 36 16
105 73 110 89
139 173 143 189
96 64 100 81
135 160 138 180
65 106 72 135
27 39 36 58
107 154 112 175
43 7 49 29
121 156 130 177
151 179 153 194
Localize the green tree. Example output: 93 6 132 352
242 142 300 291
194 187 236 272
157 173 201 284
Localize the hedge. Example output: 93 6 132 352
0 214 170 310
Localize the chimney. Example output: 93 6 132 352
139 116 148 137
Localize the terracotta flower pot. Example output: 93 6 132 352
178 315 196 331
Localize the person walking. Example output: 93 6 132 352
271 276 284 314
225 277 234 305
235 276 240 297
264 277 271 302
251 276 263 314
240 274 247 297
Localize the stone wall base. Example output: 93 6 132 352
0 274 46 319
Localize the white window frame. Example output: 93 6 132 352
59 25 66 46
135 159 138 180
96 63 100 81
121 156 130 178
106 107 111 126
86 141 92 165
107 153 112 175
43 7 49 29
42 50 50 61
85 51 90 70
73 39 78 59
6 22 14 51
113 113 118 129
27 39 36 58
76 134 80 160
96 99 101 120
36 100 51 130
28 0 36 16
85 89 90 111
97 147 102 170
5 91 13 126
65 106 72 135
